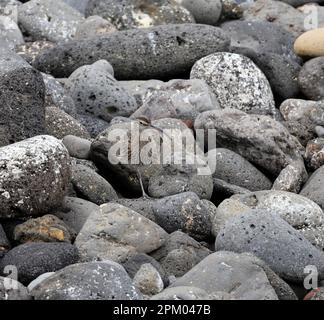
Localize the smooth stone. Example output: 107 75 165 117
208 148 272 192
13 214 75 244
63 0 89 14
305 138 324 170
33 24 230 79
0 242 79 285
215 210 324 283
62 135 91 159
195 109 304 177
300 165 324 210
304 287 324 300
0 277 31 300
0 136 71 219
191 52 275 116
228 191 324 250
294 28 324 57
75 15 117 40
151 192 214 241
27 272 55 292
175 0 222 25
298 57 324 101
30 261 143 300
66 60 137 122
0 16 24 50
45 106 90 139
85 0 194 30
151 286 212 300
172 251 279 300
133 263 164 296
18 0 84 42
75 203 168 263
53 197 100 234
0 51 45 147
77 114 109 138
71 164 118 205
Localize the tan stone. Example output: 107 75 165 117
294 28 324 57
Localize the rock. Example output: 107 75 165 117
71 164 118 205
85 0 194 30
16 40 54 64
133 263 164 296
131 79 220 123
75 15 117 39
191 52 275 116
33 24 230 79
54 197 100 234
243 0 306 36
18 0 84 43
27 272 55 292
300 166 324 210
208 148 272 192
30 261 143 300
0 242 79 285
220 0 251 21
122 253 168 286
226 191 324 250
215 210 324 283
304 287 324 300
298 57 324 101
66 60 137 122
63 0 89 14
0 136 71 219
0 51 45 147
294 28 324 58
42 73 77 117
77 114 109 138
151 231 211 277
0 278 31 300
175 0 222 25
63 135 91 159
0 16 24 51
171 251 279 300
195 109 304 177
151 192 214 241
151 286 212 300
305 138 324 170
75 203 168 263
45 107 90 139
0 224 10 256
13 214 75 244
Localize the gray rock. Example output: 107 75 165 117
131 79 220 124
304 287 324 300
151 286 212 300
66 60 136 122
0 51 45 147
75 15 117 40
0 16 24 51
208 148 272 192
27 272 55 292
63 0 89 14
42 73 77 117
299 57 324 101
0 136 71 219
175 0 222 25
243 0 306 36
0 242 79 285
301 166 324 210
77 114 109 138
63 135 91 159
33 24 230 79
305 138 324 170
30 261 143 300
16 40 54 64
0 278 31 300
215 210 324 283
151 192 214 241
172 251 279 300
195 109 304 177
133 263 164 296
228 191 324 250
45 106 90 140
191 52 276 116
0 224 10 255
54 197 100 234
18 0 84 42
85 0 194 30
221 20 300 63
75 203 168 263
71 164 118 205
